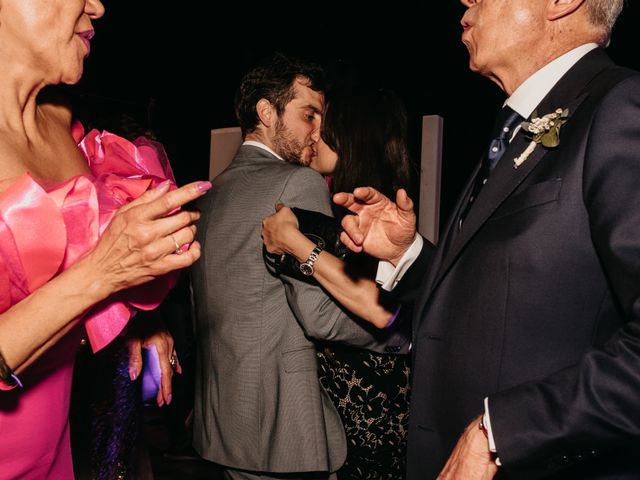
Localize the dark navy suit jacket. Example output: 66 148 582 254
402 48 640 479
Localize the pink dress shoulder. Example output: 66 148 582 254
0 125 178 479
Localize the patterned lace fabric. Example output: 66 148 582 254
317 343 411 480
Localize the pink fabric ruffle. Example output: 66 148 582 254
0 126 178 354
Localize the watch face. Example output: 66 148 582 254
299 262 314 276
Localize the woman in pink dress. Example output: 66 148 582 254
0 1 210 478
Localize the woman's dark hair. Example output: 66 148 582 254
321 87 412 200
234 52 326 136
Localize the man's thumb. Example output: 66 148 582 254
396 189 414 212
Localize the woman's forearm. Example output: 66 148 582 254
0 257 108 372
288 231 395 329
0 178 208 376
313 251 395 328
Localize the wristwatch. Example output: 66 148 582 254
299 245 323 276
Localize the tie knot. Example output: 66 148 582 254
493 106 522 140
485 106 523 172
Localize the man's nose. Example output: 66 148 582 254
311 127 321 142
86 0 106 19
460 0 477 7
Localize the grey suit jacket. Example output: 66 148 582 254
191 145 409 473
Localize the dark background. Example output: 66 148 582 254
76 1 639 224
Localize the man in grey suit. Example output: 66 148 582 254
191 53 408 480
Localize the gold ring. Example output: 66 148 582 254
171 235 183 255
169 354 177 369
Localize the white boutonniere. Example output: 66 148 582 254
513 108 569 168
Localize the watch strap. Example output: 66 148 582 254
300 245 323 275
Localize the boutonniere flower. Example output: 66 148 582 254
513 108 569 168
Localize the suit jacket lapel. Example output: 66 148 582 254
436 129 546 283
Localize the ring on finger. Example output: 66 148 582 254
169 353 178 369
170 235 183 255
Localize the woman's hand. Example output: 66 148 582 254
84 180 211 301
127 327 180 407
261 203 305 256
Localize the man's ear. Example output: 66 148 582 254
547 0 585 21
256 98 275 128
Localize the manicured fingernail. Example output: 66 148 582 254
129 368 138 381
167 394 172 405
196 181 212 193
157 180 172 190
158 399 164 407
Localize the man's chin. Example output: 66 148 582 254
280 146 312 166
299 148 316 166
294 150 312 166
282 153 308 166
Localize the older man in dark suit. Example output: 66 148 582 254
336 0 640 478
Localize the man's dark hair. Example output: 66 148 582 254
234 52 326 136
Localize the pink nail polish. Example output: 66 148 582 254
196 181 212 193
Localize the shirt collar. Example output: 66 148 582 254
243 140 283 161
505 43 598 119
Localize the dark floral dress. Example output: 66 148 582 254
317 342 411 480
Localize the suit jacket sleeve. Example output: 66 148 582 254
273 167 411 353
489 75 640 477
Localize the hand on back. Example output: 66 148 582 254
261 203 304 256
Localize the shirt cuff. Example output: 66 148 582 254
483 398 502 466
375 233 423 291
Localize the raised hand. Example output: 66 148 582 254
85 180 211 301
333 187 416 265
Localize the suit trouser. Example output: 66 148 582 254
224 468 338 480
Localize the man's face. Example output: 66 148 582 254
272 78 324 166
460 0 545 80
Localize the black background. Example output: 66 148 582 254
77 2 639 223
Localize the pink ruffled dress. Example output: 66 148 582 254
0 125 178 479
